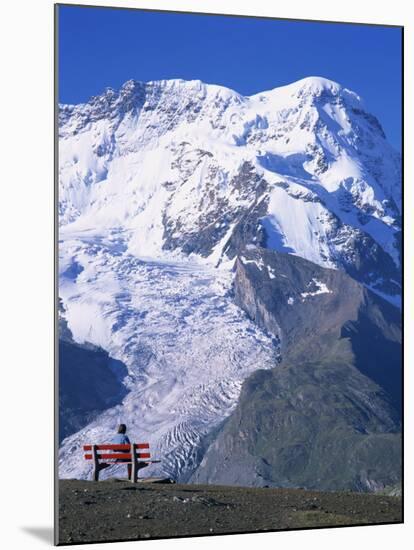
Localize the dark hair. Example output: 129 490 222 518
117 423 127 434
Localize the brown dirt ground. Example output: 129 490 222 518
58 478 402 545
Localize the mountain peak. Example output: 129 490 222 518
270 76 361 103
293 75 342 93
248 76 363 113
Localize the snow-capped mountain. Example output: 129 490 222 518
58 76 401 483
59 76 401 302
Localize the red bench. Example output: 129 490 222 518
83 443 160 483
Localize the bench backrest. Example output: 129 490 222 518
83 443 151 461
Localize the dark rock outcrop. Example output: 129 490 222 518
233 247 401 409
190 361 401 491
59 339 128 443
190 247 402 491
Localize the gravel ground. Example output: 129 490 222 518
58 479 402 545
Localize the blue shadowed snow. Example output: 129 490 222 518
257 153 312 180
62 260 84 281
261 218 295 254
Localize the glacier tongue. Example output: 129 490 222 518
58 230 278 480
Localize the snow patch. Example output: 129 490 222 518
239 255 265 270
301 278 332 300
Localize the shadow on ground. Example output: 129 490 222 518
21 526 54 545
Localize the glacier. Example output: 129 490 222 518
58 231 278 479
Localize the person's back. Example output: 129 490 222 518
111 432 130 446
110 423 132 480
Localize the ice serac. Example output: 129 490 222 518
58 77 402 486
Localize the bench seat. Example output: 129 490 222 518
83 443 160 482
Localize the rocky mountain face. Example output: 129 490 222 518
58 76 401 490
59 340 128 443
59 307 128 442
189 360 401 492
233 247 401 407
189 248 401 490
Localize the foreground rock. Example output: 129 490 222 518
58 479 402 544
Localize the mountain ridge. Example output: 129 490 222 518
59 76 401 303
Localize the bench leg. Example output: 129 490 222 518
131 443 138 483
132 463 138 483
92 444 100 481
93 465 100 482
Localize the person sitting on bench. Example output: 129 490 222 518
83 429 160 482
98 423 132 479
111 423 132 480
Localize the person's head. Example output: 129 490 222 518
117 423 127 434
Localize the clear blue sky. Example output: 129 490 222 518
58 5 402 151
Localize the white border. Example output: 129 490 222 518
1 1 412 548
